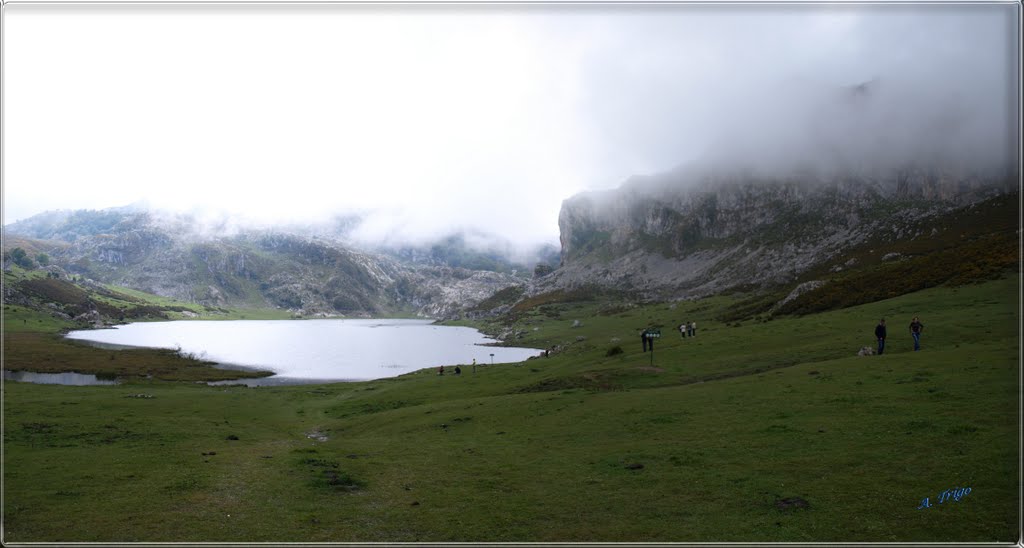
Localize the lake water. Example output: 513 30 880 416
3 370 119 386
65 319 540 383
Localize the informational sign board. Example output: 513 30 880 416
643 328 661 366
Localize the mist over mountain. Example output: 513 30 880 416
3 206 552 318
5 56 1017 320
6 205 558 271
528 71 1018 305
690 77 1015 182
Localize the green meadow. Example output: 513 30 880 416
2 276 1018 542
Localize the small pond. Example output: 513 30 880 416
3 370 119 386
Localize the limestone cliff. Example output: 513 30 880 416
543 165 1016 300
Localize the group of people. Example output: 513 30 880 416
641 330 657 352
438 358 477 376
874 316 925 355
679 321 697 338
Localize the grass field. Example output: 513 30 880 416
2 276 1019 542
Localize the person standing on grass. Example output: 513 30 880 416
679 323 687 339
642 331 649 352
689 321 696 337
875 319 887 355
909 317 925 351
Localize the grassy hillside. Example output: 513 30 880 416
775 191 1020 316
2 276 1018 542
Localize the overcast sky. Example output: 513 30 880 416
3 2 1018 248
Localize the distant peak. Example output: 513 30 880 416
845 77 879 99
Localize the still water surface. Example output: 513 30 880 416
65 319 539 383
3 370 118 386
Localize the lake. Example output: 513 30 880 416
64 319 540 383
3 370 119 386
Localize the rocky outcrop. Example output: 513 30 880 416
414 269 524 318
775 280 827 311
543 167 1014 300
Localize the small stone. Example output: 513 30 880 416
775 497 810 510
624 462 644 470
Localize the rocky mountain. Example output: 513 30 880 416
3 209 527 318
6 165 1016 321
535 164 1016 305
5 81 1017 319
524 77 1019 307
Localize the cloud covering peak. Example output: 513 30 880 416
4 3 1017 246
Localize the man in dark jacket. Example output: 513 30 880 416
909 317 925 351
875 319 887 355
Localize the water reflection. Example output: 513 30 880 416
3 370 119 386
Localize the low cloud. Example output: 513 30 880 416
4 4 1016 246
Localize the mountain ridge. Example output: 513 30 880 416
4 163 1017 320
535 165 1017 309
3 209 534 318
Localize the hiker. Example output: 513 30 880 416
909 317 925 351
454 365 462 375
874 319 887 355
689 321 696 337
438 365 445 376
641 331 648 352
679 323 687 338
